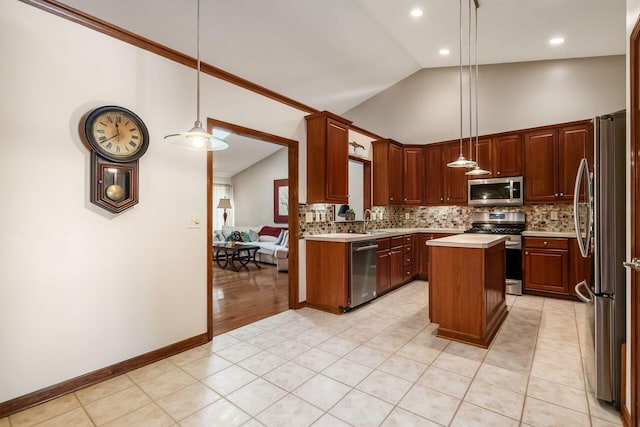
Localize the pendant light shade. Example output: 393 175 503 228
447 0 476 169
165 121 229 151
164 0 229 151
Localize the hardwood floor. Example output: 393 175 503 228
212 262 289 336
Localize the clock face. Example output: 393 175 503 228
85 106 149 162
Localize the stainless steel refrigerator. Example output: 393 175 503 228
574 110 626 407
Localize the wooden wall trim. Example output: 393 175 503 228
18 0 319 115
630 13 640 427
206 117 300 323
0 333 208 418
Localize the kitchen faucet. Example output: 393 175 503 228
363 208 372 233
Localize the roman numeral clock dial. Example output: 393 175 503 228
83 105 150 214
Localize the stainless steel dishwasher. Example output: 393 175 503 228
349 240 378 309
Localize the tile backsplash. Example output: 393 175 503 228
299 203 575 236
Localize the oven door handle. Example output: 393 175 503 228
505 241 520 247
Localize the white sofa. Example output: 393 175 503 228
214 225 289 271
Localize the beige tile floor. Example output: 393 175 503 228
2 281 624 426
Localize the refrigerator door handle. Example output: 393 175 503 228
573 158 593 258
575 280 594 304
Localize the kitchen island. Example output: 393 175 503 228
427 234 508 348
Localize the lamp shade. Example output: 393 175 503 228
217 198 232 209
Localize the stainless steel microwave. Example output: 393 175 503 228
468 176 523 206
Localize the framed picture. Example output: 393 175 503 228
274 178 288 223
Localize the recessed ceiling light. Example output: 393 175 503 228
549 37 565 45
439 48 450 56
410 8 423 17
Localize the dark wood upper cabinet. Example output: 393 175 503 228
305 111 351 204
442 141 468 204
472 137 493 177
524 129 559 202
524 120 592 203
403 146 425 205
558 123 593 201
492 134 522 177
373 139 403 205
424 144 444 205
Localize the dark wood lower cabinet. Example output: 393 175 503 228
376 235 415 296
415 233 456 279
524 248 569 294
376 250 390 294
523 237 590 299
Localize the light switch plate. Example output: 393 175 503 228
405 213 410 219
550 211 558 220
305 212 314 222
187 214 201 229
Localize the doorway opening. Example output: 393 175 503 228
206 119 299 340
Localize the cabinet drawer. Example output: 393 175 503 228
377 237 391 250
404 255 413 267
391 236 404 248
524 237 569 250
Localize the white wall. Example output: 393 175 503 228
0 1 307 402
231 148 288 226
345 56 625 144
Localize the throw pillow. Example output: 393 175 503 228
259 225 285 238
232 231 243 242
249 229 260 242
280 230 290 247
274 230 285 245
240 231 251 242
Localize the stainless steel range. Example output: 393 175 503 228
465 212 526 295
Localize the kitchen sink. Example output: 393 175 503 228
349 230 389 236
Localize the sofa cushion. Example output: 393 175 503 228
249 229 260 242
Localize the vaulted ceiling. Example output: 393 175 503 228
56 0 626 176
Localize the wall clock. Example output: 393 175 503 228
83 105 150 214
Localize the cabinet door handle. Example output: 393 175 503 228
543 241 548 245
623 258 640 271
555 193 559 197
497 171 501 175
390 197 394 201
440 197 444 201
560 192 564 196
525 251 529 255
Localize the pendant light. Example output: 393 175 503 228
466 0 491 176
447 0 476 168
164 0 229 151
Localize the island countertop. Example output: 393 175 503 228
426 234 508 249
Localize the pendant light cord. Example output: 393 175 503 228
459 0 463 155
196 0 201 125
468 0 473 161
475 4 479 162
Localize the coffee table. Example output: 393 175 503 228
213 243 261 271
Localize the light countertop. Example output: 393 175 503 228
305 228 465 243
426 234 508 249
522 230 576 238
